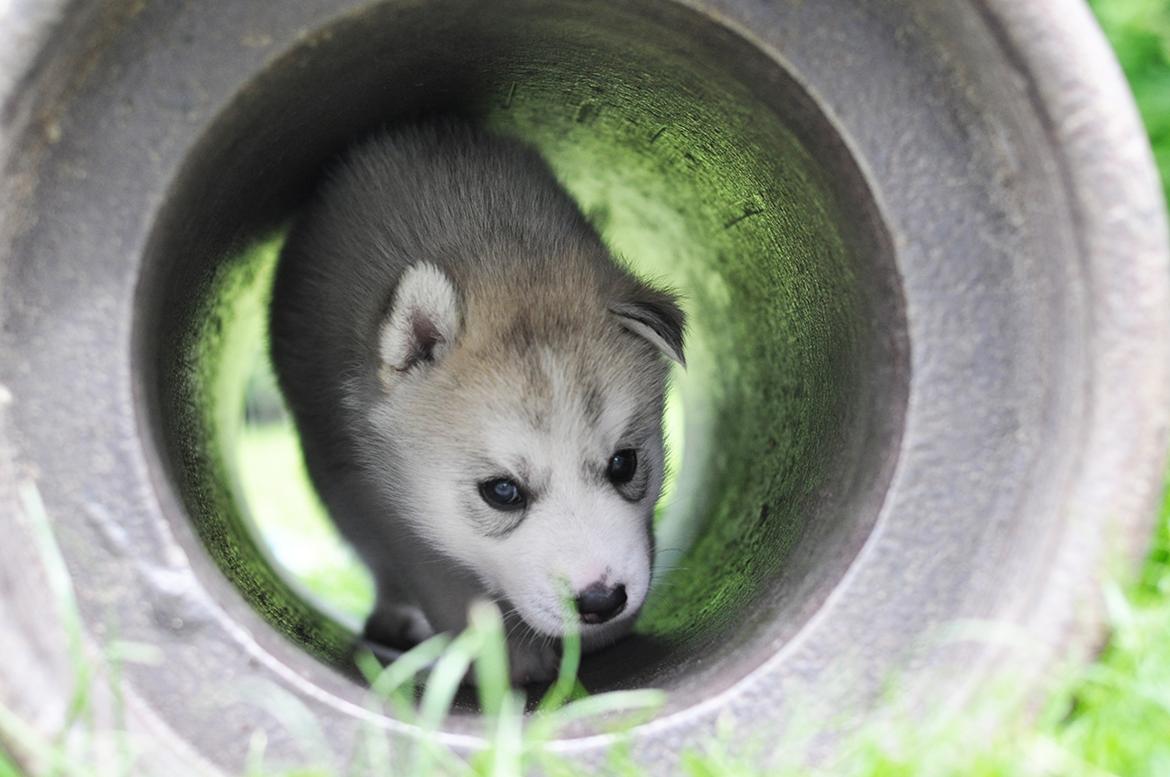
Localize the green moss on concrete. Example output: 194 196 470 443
174 236 356 662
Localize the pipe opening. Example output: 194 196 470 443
143 0 908 717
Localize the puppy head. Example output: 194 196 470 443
366 261 684 647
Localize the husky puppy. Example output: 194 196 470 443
270 122 684 683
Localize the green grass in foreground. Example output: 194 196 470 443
3 469 1169 776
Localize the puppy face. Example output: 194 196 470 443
364 262 682 646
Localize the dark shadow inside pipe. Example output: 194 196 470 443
142 0 907 714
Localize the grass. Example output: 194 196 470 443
3 1 1170 775
3 477 664 777
1091 0 1170 203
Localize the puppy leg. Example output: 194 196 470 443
362 579 433 651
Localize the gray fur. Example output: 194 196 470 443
270 121 684 683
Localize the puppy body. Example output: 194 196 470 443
270 123 684 682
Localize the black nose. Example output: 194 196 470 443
575 582 627 624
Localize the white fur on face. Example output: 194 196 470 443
367 345 663 647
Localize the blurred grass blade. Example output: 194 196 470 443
17 482 94 734
244 729 268 777
415 631 479 777
418 630 478 732
0 700 86 777
241 680 336 771
357 633 450 708
531 689 666 743
0 748 21 777
485 691 524 777
538 590 582 713
468 602 509 719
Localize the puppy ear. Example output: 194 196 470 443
379 262 461 372
609 283 687 367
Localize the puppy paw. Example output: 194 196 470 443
507 638 561 685
362 603 433 651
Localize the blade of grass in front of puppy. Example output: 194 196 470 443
467 603 525 776
352 635 451 773
240 680 337 772
243 729 269 777
480 690 525 777
356 634 451 716
17 482 96 740
419 629 477 730
469 602 509 719
414 631 479 777
0 748 22 777
532 689 666 742
0 699 88 777
538 594 582 713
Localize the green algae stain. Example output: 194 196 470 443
174 235 359 662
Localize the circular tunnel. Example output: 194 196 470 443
147 0 907 700
1 0 1167 773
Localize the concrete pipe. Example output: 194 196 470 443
1 0 1168 773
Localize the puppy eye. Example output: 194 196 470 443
606 449 638 485
478 478 527 511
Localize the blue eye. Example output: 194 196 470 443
607 449 638 485
478 478 526 511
